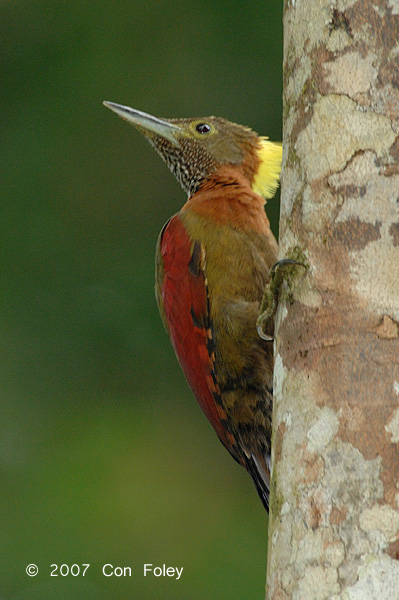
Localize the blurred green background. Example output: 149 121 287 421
1 1 282 598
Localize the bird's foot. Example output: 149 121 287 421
257 258 307 341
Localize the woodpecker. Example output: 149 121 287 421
104 101 282 511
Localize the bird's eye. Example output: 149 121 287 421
195 123 212 134
189 120 217 137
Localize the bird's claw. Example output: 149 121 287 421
270 258 306 276
257 258 307 341
256 323 274 342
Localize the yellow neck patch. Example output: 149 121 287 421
251 138 282 199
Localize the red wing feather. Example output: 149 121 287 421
157 215 232 449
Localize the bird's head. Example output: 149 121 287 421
103 101 282 200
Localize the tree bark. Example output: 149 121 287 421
266 1 399 598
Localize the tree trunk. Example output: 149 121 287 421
266 1 399 598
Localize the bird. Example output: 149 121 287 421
103 101 282 511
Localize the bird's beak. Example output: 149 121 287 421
103 101 182 147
